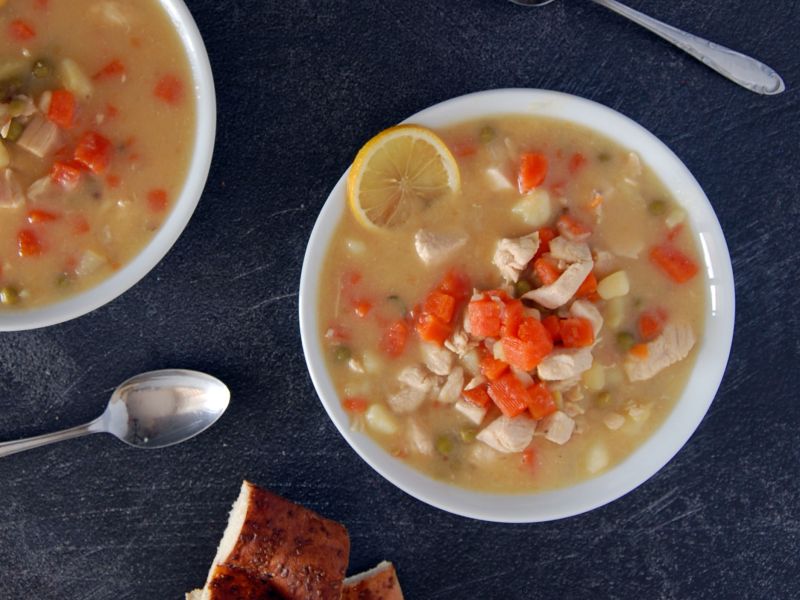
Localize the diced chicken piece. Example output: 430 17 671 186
17 115 61 158
348 358 365 374
549 236 592 263
510 367 533 387
90 2 134 30
593 249 618 276
539 411 575 445
414 229 467 266
624 322 696 382
476 415 536 453
627 402 652 423
569 299 604 337
438 366 464 404
397 365 434 393
564 402 585 418
421 342 454 376
386 387 425 414
0 168 24 209
492 233 540 282
523 259 593 309
604 413 625 430
548 376 581 392
454 399 487 425
586 442 610 474
406 418 433 455
537 348 593 381
444 328 473 357
26 176 63 203
623 151 642 185
74 250 107 277
460 348 481 376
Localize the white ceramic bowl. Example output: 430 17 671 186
0 0 216 332
299 89 735 522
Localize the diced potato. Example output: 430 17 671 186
603 412 625 430
361 350 383 374
365 404 398 435
604 367 624 388
665 207 686 229
485 166 513 191
461 349 481 376
586 442 610 474
59 58 93 100
345 238 366 254
74 250 106 277
582 362 605 391
512 189 552 228
0 142 9 169
604 296 626 329
597 270 630 300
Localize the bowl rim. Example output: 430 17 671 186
299 88 735 522
0 0 216 332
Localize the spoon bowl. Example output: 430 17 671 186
0 369 230 458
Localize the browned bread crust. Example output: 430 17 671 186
341 562 404 600
207 564 289 599
215 483 350 600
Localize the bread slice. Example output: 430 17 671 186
199 481 350 600
185 591 203 600
342 561 404 600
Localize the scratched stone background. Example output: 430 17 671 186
1 0 799 598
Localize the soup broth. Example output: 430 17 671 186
0 0 195 309
319 116 704 493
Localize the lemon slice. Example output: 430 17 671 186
347 124 460 230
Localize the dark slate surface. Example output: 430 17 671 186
1 1 798 598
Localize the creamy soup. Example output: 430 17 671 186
319 116 705 493
0 0 195 309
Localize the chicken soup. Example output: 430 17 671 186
0 0 195 309
319 117 704 493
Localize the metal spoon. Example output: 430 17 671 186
0 369 230 458
509 0 785 95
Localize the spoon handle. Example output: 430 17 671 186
0 419 101 458
591 0 785 95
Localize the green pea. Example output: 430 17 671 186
0 286 19 305
435 435 454 456
598 151 612 162
648 199 668 216
334 346 351 362
5 118 24 142
514 279 532 298
459 428 477 443
596 391 612 407
32 60 51 79
56 273 71 288
616 331 635 351
479 125 495 144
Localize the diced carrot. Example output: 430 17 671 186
501 299 524 338
533 258 561 285
559 318 595 348
17 229 43 257
341 270 362 288
533 227 557 261
518 317 552 343
650 243 699 283
423 290 456 324
154 74 184 105
588 191 604 209
93 59 125 81
518 152 548 193
488 373 530 418
35 0 49 9
325 324 350 344
463 384 492 408
147 188 168 212
521 446 537 468
105 103 120 119
480 350 509 381
9 19 35 41
71 216 90 235
468 298 503 338
415 313 451 346
550 180 566 196
74 131 113 174
638 309 667 341
452 140 477 157
352 299 372 318
557 213 591 240
568 152 587 174
380 320 409 357
502 336 545 371
667 223 685 242
526 383 556 420
106 174 121 188
437 268 470 302
575 272 597 298
27 209 60 224
342 397 369 413
50 160 83 190
542 315 561 342
630 343 649 359
47 90 75 129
